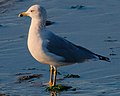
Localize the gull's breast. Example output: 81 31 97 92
27 31 60 66
27 30 48 64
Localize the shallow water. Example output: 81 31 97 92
0 0 120 96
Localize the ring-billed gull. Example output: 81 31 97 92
18 5 110 86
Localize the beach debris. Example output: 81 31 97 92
0 24 3 27
19 35 25 39
46 84 72 92
17 0 24 2
46 20 55 26
57 71 62 75
17 74 42 83
70 5 85 9
0 93 9 96
15 72 31 76
63 74 80 78
27 68 38 70
22 67 39 70
109 53 117 56
104 36 118 42
63 36 67 39
104 39 118 42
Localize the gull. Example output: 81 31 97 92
18 5 110 86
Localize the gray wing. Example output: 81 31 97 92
46 32 96 63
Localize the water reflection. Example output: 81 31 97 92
50 91 60 96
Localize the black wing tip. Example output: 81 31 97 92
95 54 111 62
99 56 111 62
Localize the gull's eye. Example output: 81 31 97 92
31 10 34 12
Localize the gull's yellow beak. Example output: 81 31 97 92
18 12 28 17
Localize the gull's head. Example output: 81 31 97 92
18 4 47 21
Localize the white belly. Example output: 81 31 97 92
27 26 65 67
27 32 47 63
27 33 59 66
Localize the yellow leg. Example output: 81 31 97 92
49 65 54 86
53 66 57 86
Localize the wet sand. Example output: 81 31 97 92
0 0 120 96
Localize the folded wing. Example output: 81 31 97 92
46 32 97 64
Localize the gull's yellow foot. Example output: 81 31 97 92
49 81 53 86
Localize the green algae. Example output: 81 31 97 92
46 84 72 92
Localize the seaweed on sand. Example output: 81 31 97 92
0 93 10 96
17 74 42 83
46 84 72 92
70 5 85 9
63 74 80 78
